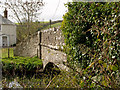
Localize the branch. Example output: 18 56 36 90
45 76 57 89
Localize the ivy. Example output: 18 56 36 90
61 2 120 88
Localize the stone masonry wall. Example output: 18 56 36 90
41 27 65 50
14 32 39 57
14 27 69 71
40 27 68 70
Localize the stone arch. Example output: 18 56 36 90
43 62 60 77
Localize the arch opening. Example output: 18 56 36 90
43 62 60 77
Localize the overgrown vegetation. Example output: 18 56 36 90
2 48 43 88
2 2 120 89
2 56 43 78
17 22 42 43
2 71 80 88
61 2 120 88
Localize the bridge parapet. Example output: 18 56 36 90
40 27 69 71
14 27 69 71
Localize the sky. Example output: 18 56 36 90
0 0 72 22
40 0 70 21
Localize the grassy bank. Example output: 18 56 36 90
41 22 62 30
2 48 43 77
2 56 43 78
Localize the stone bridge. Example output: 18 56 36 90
14 27 69 71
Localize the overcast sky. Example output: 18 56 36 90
0 0 72 22
40 0 69 21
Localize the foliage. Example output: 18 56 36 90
61 2 120 88
16 22 42 42
2 56 43 77
3 0 44 24
2 71 81 88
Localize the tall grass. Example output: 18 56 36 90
2 48 14 58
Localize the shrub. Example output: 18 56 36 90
61 2 120 88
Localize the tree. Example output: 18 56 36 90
4 0 44 23
1 0 44 42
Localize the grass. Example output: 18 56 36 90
2 70 82 88
41 22 62 30
2 56 43 78
2 48 14 58
50 22 62 28
40 21 49 24
2 56 42 66
2 48 43 77
2 48 43 68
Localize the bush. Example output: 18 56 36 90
61 2 120 88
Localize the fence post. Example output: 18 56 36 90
50 19 51 28
8 48 9 58
39 30 42 59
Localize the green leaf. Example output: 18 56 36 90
98 60 103 64
103 63 107 68
80 80 84 88
90 83 94 88
112 65 118 71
